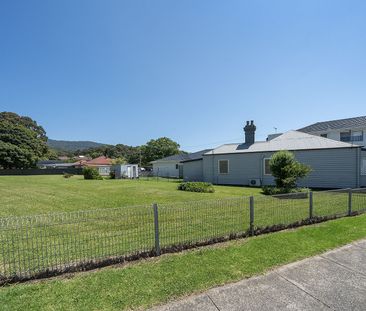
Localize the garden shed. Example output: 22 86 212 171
113 164 139 179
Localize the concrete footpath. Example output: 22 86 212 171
150 240 366 311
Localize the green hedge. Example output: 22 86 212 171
261 185 308 195
177 182 215 193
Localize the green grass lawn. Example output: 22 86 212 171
0 175 261 216
0 176 261 279
1 214 366 311
0 175 365 281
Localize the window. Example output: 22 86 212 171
99 167 110 174
361 159 366 176
320 133 328 138
264 158 271 175
351 131 363 142
218 160 229 174
340 131 351 142
175 164 179 169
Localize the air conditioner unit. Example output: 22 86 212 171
248 178 261 187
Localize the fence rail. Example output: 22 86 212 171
1 188 366 284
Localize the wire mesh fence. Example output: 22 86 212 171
0 188 365 283
0 206 155 281
254 192 310 228
351 188 366 213
158 197 249 248
312 189 350 218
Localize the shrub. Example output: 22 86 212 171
262 186 309 195
177 182 215 193
83 167 103 180
63 173 73 178
109 170 116 179
269 150 311 190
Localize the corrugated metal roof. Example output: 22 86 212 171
298 116 366 133
154 153 191 162
181 149 213 162
152 149 213 163
204 131 358 155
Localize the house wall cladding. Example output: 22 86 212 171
361 175 366 187
294 148 358 188
203 152 274 186
153 162 179 178
183 160 203 182
203 148 359 188
361 150 366 187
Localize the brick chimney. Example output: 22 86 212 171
244 120 256 144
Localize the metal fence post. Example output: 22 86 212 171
348 189 352 216
309 191 313 219
153 203 161 256
249 196 254 236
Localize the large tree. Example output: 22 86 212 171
141 137 180 164
0 112 49 168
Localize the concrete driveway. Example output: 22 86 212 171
150 239 366 311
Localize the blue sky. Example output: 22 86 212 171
1 1 366 151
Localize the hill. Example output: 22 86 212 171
47 139 107 152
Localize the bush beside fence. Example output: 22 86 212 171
0 188 365 284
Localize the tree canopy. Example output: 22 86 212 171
141 137 180 164
0 112 49 169
269 150 311 189
71 138 181 166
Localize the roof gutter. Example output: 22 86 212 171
181 158 203 163
202 146 360 157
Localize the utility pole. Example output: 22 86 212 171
139 148 142 167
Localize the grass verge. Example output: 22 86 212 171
1 214 366 311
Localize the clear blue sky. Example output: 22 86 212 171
1 1 366 151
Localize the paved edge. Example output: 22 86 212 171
149 239 366 311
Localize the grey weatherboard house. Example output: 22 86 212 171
298 115 366 146
152 149 212 178
182 121 366 188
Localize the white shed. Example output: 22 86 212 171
113 164 139 179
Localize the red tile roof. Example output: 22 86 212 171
85 156 113 166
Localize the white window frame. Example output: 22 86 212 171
263 158 272 176
218 159 229 174
361 158 366 176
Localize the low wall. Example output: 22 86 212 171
0 168 83 176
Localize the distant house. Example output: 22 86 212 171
74 156 113 176
298 116 366 147
151 154 187 178
183 121 366 188
151 150 212 178
37 160 75 169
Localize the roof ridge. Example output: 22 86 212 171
298 115 366 132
